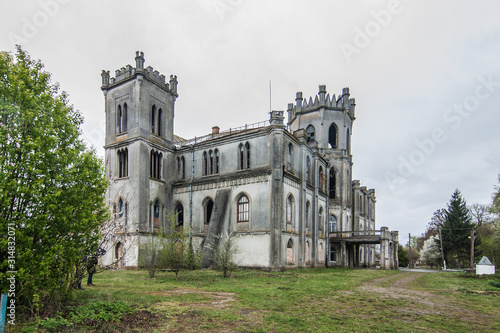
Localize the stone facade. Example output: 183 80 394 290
100 52 398 270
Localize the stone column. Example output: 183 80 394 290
380 227 390 269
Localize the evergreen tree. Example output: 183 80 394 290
441 189 474 268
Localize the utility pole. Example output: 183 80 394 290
408 233 411 268
439 228 446 270
470 229 476 270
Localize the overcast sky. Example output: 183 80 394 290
1 0 499 243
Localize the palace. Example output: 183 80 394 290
100 52 399 270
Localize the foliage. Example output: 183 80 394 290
419 235 442 268
138 212 198 279
211 231 239 278
397 244 409 267
469 203 493 226
0 47 109 315
476 221 500 268
441 189 475 268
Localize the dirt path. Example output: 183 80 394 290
358 271 494 322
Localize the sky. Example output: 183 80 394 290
1 0 499 244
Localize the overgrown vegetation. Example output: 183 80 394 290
8 269 500 332
0 47 109 317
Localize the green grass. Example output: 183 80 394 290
10 268 500 332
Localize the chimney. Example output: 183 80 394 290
212 126 220 134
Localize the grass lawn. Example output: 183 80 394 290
12 268 500 332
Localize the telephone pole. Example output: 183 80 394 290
439 228 446 270
470 229 476 270
408 233 411 268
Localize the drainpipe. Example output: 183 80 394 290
189 144 194 241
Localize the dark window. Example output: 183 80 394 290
306 157 311 183
237 195 249 222
214 149 220 174
175 202 184 227
319 207 324 232
238 143 250 170
177 156 185 180
328 123 338 148
330 244 336 261
204 198 214 224
245 142 250 169
239 144 244 169
153 199 160 229
346 128 350 154
157 108 162 136
305 201 310 228
329 168 336 199
123 103 127 132
117 104 127 133
209 150 214 174
150 150 162 179
119 198 124 218
151 105 156 133
306 125 315 142
203 151 208 175
287 144 293 171
118 148 128 178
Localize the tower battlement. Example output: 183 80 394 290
101 51 178 96
287 85 356 124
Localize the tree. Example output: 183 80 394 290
469 203 493 226
211 232 239 278
138 226 168 278
398 245 409 267
441 189 475 268
0 48 108 315
419 235 442 268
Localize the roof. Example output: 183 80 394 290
477 256 494 266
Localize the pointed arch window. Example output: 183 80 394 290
238 142 250 170
329 168 336 199
305 200 310 228
203 151 208 175
157 108 162 136
151 105 156 133
319 207 324 233
319 166 325 192
118 148 128 178
175 202 184 228
214 149 220 174
306 125 315 142
237 194 249 222
177 156 185 180
306 156 311 183
286 238 294 264
287 143 293 172
204 198 214 225
117 104 128 133
328 123 338 148
346 128 351 154
150 150 162 180
286 194 294 226
329 214 337 233
153 199 160 230
209 150 214 175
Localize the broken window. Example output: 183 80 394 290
175 202 184 227
157 108 162 136
306 125 315 142
329 167 336 199
204 198 214 224
328 123 338 148
151 105 156 133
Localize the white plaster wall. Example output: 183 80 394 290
233 233 271 267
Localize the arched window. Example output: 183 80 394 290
286 194 294 226
203 151 208 176
305 200 310 228
237 194 250 222
286 239 294 264
122 103 127 132
319 166 325 192
150 150 161 179
306 241 311 263
329 214 337 233
287 143 293 172
209 150 214 174
204 198 214 225
153 199 160 230
328 123 338 148
157 108 162 136
238 143 250 169
118 198 124 218
346 128 350 154
177 156 185 180
118 148 128 178
329 168 336 199
151 105 156 133
330 244 336 262
115 242 123 269
214 149 220 174
117 104 127 133
306 156 311 183
175 202 184 227
319 207 324 233
245 142 250 169
306 125 315 142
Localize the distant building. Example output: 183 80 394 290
100 52 398 270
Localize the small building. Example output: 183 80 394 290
476 256 495 275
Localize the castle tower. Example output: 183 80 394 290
101 52 178 268
287 85 356 235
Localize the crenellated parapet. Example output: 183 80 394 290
287 85 356 124
101 51 178 96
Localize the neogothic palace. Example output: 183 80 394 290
100 52 399 270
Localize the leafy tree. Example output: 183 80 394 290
398 245 409 267
0 48 108 315
163 213 196 279
419 235 442 268
441 189 475 268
